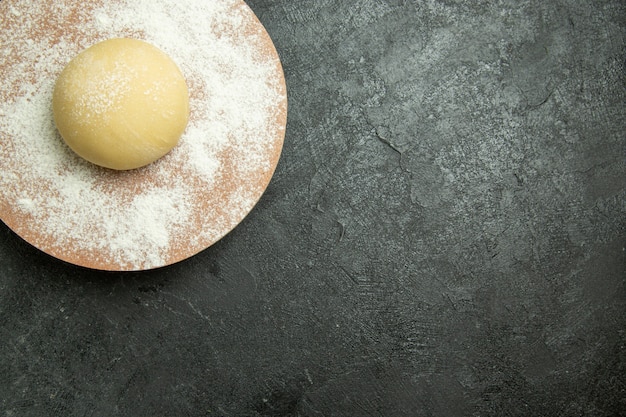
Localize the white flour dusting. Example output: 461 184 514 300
0 0 286 270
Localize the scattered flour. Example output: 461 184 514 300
0 0 286 270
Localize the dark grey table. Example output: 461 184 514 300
1 1 625 416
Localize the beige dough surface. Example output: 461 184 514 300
52 38 190 170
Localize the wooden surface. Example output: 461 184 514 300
0 0 287 271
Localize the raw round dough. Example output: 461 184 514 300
52 38 189 170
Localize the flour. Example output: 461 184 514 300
0 0 286 270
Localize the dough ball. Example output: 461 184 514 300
53 38 189 170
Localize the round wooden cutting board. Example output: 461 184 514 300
0 0 287 271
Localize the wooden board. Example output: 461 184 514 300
0 0 287 271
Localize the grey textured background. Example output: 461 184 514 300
1 0 625 416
